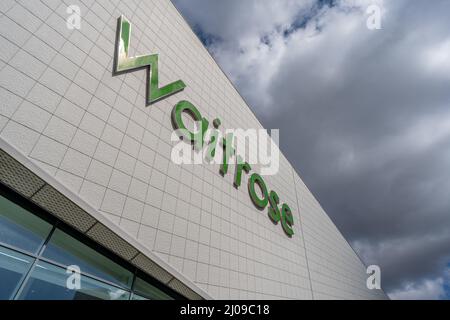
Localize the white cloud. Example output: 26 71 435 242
389 277 446 300
421 38 450 76
174 0 450 298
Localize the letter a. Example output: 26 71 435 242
66 265 81 290
366 265 381 290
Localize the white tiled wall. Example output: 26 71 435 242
0 0 386 299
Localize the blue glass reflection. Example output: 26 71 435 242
18 261 130 300
0 245 34 299
0 195 52 254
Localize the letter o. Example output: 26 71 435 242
248 173 269 209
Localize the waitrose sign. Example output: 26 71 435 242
114 16 295 237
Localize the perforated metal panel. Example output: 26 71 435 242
131 253 174 284
0 149 45 197
87 223 139 261
31 185 97 232
168 278 203 300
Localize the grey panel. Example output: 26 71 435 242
31 184 97 232
131 253 173 284
86 222 139 261
168 278 203 300
0 149 45 197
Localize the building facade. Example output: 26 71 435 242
0 0 386 300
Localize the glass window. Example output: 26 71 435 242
0 195 53 254
17 261 130 300
42 229 133 288
131 293 148 300
0 246 34 299
133 276 174 300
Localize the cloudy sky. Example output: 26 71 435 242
172 0 450 299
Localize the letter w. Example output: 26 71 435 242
114 15 186 104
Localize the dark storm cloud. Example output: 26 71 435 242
172 0 450 298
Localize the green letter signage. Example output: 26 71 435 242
114 16 295 238
114 15 186 104
268 190 281 223
281 204 294 237
171 100 208 148
248 173 269 209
